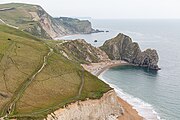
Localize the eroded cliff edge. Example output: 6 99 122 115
100 33 160 70
46 90 123 120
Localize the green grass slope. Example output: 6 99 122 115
0 25 111 119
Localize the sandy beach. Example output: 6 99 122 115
81 60 128 76
82 60 143 120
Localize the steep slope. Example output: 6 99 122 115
0 25 48 115
0 25 112 119
100 33 160 70
54 39 109 63
46 90 123 120
0 3 96 39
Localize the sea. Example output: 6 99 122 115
58 19 180 120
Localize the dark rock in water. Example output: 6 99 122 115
94 40 98 42
100 33 160 70
91 29 104 33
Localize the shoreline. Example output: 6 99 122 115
54 33 81 40
81 60 129 76
54 31 104 40
82 60 143 120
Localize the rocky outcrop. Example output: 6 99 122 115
56 39 110 63
46 90 123 120
133 49 159 70
100 33 160 70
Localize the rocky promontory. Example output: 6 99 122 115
54 17 97 34
100 33 160 70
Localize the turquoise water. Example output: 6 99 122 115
60 19 180 120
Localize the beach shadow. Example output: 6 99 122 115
111 65 158 77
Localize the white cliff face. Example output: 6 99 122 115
28 8 59 38
46 90 123 120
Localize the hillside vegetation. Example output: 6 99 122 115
0 25 111 119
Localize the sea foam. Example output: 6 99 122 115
98 71 161 120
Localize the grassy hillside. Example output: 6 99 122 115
0 25 111 119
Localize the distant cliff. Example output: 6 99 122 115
54 17 96 34
0 3 96 39
100 33 160 70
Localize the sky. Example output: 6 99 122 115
0 0 180 19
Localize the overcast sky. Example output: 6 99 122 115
0 0 180 19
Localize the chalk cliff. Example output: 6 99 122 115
46 90 123 120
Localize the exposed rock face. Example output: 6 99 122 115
100 33 160 70
134 49 159 70
56 39 110 63
46 90 123 120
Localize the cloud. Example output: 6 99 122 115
0 0 180 19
